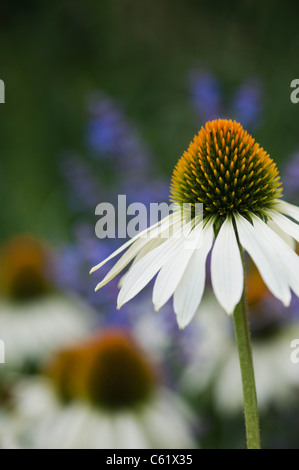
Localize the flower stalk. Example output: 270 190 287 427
233 235 261 449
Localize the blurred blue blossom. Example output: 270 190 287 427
86 91 151 180
189 70 262 132
231 80 262 130
60 154 102 212
53 222 118 309
288 295 299 322
281 152 299 202
189 71 222 122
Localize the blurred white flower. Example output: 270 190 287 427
180 290 299 414
0 294 96 370
8 329 197 449
0 235 95 371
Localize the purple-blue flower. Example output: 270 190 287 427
85 92 151 180
189 70 222 122
189 70 262 132
281 152 299 201
231 79 262 130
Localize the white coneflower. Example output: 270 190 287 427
90 119 299 449
90 119 299 329
0 235 95 371
10 330 196 449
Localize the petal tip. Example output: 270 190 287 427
117 298 125 310
225 309 234 316
282 298 291 308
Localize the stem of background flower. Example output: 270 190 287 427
233 241 261 449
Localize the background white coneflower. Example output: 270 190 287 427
9 329 197 449
0 235 95 373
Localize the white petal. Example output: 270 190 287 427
277 200 299 222
117 223 188 308
113 413 150 449
271 212 299 244
58 405 90 449
173 222 214 329
90 211 181 274
267 217 296 250
116 218 185 289
141 392 196 449
252 216 299 298
94 217 179 291
117 237 165 289
236 215 291 306
86 412 115 449
211 218 243 314
95 237 156 290
152 222 199 311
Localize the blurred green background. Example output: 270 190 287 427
1 0 298 241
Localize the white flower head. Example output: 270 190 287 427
91 119 299 328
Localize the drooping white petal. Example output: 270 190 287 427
117 236 166 289
152 221 201 311
271 211 299 244
173 222 214 329
267 218 296 250
211 218 243 314
95 237 158 290
277 200 299 223
252 215 299 298
117 223 188 308
236 215 291 306
90 211 181 274
95 217 182 290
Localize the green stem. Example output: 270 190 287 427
233 247 261 449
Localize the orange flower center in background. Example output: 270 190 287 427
47 329 156 411
0 236 52 302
